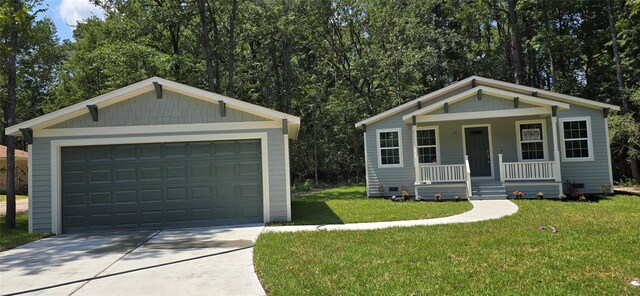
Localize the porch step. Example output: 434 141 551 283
469 194 508 200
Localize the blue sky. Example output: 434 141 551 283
37 0 104 42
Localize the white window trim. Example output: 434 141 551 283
515 119 548 162
416 126 440 165
559 116 594 162
376 128 404 168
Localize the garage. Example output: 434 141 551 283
61 140 263 233
5 77 300 234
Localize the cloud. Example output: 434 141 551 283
58 0 105 26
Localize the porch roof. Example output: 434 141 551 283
355 76 620 128
401 86 570 123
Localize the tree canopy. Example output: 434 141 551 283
2 0 639 184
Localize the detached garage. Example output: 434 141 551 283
5 77 300 234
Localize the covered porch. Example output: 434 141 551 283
405 85 568 198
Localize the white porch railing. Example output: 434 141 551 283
419 164 466 184
464 155 472 197
499 154 559 182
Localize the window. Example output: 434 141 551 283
516 120 547 161
417 127 439 164
560 117 593 161
377 129 403 167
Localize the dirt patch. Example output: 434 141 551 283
0 199 28 216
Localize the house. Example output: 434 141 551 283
5 77 300 234
0 145 29 194
356 76 619 200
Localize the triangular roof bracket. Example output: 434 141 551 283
153 82 162 99
87 105 98 122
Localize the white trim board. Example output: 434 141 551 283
6 77 301 139
35 121 282 137
355 76 619 128
403 86 569 121
49 132 272 235
461 124 495 179
284 134 292 221
27 144 33 233
416 107 551 123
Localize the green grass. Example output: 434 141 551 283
272 186 473 225
255 195 640 295
0 195 28 203
0 213 50 252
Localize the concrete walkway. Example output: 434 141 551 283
265 199 519 233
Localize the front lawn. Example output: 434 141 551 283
0 195 28 203
1 213 50 252
272 186 473 225
255 195 640 295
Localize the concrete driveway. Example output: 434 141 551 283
0 225 266 296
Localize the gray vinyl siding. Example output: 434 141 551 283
504 183 561 198
365 93 612 197
416 185 467 200
428 94 536 115
50 90 267 128
556 105 611 193
29 91 289 232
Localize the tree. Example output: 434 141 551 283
508 0 524 85
198 0 214 91
227 0 238 97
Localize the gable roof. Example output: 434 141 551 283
401 85 570 121
0 145 28 159
355 76 620 127
5 77 301 139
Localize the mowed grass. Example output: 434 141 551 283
255 195 640 295
272 186 473 225
0 195 28 203
0 213 50 251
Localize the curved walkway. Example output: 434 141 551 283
265 199 519 233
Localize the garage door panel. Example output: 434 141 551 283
62 140 263 233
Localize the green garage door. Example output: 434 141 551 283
61 140 263 233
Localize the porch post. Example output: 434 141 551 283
412 116 420 185
551 115 562 182
498 154 505 183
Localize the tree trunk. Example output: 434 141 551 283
4 0 21 229
207 0 221 93
197 0 214 91
227 0 238 97
606 0 630 114
508 0 524 85
606 0 638 181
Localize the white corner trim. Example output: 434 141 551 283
363 131 370 196
604 118 614 189
461 124 494 179
416 125 441 165
284 134 292 221
559 116 595 162
35 121 281 138
6 77 301 137
515 119 549 162
376 128 404 168
27 144 33 233
49 132 271 235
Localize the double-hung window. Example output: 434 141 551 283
560 117 593 161
516 120 547 161
377 129 403 167
417 127 439 164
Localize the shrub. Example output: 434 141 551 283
377 182 385 196
512 191 524 199
600 184 612 199
537 192 544 200
435 193 444 201
558 194 567 201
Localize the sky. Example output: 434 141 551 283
38 0 105 42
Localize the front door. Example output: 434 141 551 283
464 127 491 177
